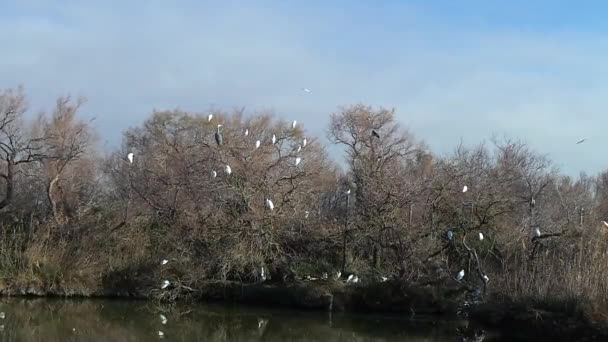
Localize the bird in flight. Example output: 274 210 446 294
576 138 587 144
302 88 311 93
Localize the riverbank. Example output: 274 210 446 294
1 278 607 340
0 279 462 315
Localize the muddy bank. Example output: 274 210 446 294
0 280 463 315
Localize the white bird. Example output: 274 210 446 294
127 152 134 163
534 227 541 237
224 165 232 175
260 266 266 281
0 313 5 319
207 114 213 122
297 144 302 152
479 232 484 241
483 275 490 283
346 189 351 195
602 220 608 228
305 211 309 219
160 314 167 324
462 185 468 193
335 271 342 280
381 276 388 282
302 88 311 93
295 157 301 166
352 276 359 283
272 134 276 144
576 138 587 144
158 331 165 338
255 140 261 148
161 259 168 265
447 230 454 240
211 170 217 178
265 198 274 211
161 280 170 289
456 269 465 281
302 137 307 147
244 128 249 136
322 272 328 280
258 318 268 329
292 120 297 129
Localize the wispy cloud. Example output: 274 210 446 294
0 1 607 175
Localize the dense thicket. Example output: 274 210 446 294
0 86 606 305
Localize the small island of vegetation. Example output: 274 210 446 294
0 86 606 340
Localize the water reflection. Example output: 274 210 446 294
0 297 494 341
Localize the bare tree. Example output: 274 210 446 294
0 87 47 212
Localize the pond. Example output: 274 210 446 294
0 297 501 341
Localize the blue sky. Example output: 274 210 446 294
1 1 608 176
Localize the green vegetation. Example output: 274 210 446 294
1 86 608 335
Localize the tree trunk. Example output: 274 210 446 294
47 175 61 222
0 161 15 211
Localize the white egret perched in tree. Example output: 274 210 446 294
297 144 302 153
534 227 541 237
207 114 213 122
244 128 249 136
224 165 232 175
265 198 274 211
381 276 388 282
127 152 134 163
447 230 454 240
161 280 170 289
295 157 301 166
211 170 217 178
462 185 468 193
158 331 165 338
479 232 484 241
305 211 309 219
335 271 341 280
215 124 223 146
302 136 307 147
272 134 276 144
483 275 489 283
602 220 608 228
255 140 261 148
292 120 297 129
346 189 351 195
160 314 167 325
161 259 168 265
456 269 465 281
346 274 355 283
260 266 267 281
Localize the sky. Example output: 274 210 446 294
1 0 608 176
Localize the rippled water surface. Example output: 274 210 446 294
0 298 500 341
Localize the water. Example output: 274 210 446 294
0 298 488 341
